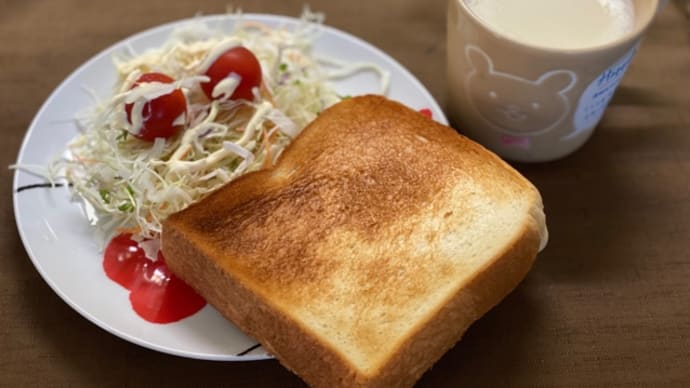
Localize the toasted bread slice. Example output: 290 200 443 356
162 95 547 387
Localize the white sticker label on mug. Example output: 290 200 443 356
569 44 639 139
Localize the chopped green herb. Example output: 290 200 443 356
99 189 111 204
118 202 134 212
116 130 129 141
279 63 288 72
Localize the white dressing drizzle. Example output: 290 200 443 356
40 10 391 244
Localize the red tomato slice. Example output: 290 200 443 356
103 233 206 324
201 46 262 101
125 72 187 142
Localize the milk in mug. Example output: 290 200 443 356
466 0 636 49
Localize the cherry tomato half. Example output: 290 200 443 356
125 72 187 142
201 46 262 101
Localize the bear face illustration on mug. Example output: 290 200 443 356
465 45 577 136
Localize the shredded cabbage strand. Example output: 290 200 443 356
52 10 389 243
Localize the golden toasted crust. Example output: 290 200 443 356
162 95 547 388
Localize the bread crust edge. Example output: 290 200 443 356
162 196 543 388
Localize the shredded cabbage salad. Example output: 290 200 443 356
43 10 389 245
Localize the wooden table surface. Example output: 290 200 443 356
2 0 689 386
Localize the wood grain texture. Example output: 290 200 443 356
1 0 688 387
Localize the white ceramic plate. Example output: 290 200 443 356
12 14 447 361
